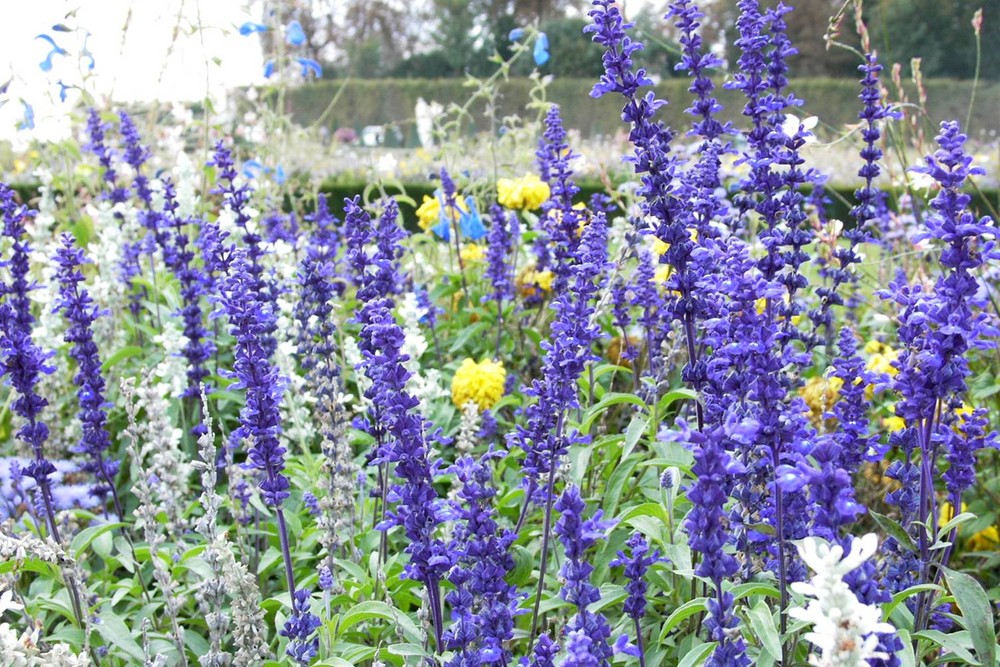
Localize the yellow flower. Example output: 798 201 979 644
938 501 968 525
416 195 441 231
883 415 906 432
938 501 1000 551
460 244 485 263
451 358 506 411
800 376 844 425
652 264 672 287
969 525 1000 551
516 267 554 297
416 193 466 232
497 173 550 210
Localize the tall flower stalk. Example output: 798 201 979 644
881 120 999 631
53 233 124 519
217 247 319 663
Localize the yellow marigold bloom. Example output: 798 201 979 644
451 358 506 410
497 173 550 210
460 244 485 263
800 376 844 424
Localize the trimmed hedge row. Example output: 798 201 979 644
281 77 1000 143
10 181 995 235
312 181 998 233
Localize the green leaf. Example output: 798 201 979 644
940 566 996 667
579 392 648 434
913 629 979 665
338 600 396 634
603 456 640 517
869 510 915 550
387 642 430 658
937 512 977 539
100 346 144 371
655 387 698 415
617 503 670 525
731 582 781 601
883 583 944 619
507 545 533 587
659 598 707 642
748 600 783 660
677 641 716 667
70 522 125 559
622 415 646 460
96 608 144 662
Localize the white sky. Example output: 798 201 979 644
0 0 266 145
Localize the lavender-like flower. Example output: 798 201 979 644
119 110 153 206
537 105 583 292
84 108 126 203
160 179 213 401
812 52 897 342
555 485 616 667
348 198 450 648
280 589 321 664
442 450 519 666
217 247 320 657
216 248 288 507
681 418 751 667
881 121 999 630
610 533 660 667
0 185 58 529
52 234 123 516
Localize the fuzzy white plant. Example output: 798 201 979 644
789 533 896 667
397 291 447 403
0 588 89 666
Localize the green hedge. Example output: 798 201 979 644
313 181 998 233
10 181 995 234
283 77 1000 143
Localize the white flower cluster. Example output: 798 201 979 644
790 533 896 667
0 588 89 666
397 291 447 403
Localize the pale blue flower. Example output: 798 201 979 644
239 21 268 36
286 20 306 46
534 32 550 66
36 34 68 72
296 57 322 79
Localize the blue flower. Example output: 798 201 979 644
509 27 526 41
533 32 550 66
242 159 264 180
36 34 68 72
57 80 71 102
296 57 322 79
286 20 306 46
81 32 95 70
275 164 287 184
264 59 276 78
239 21 268 36
18 102 34 131
53 234 122 515
459 196 486 240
